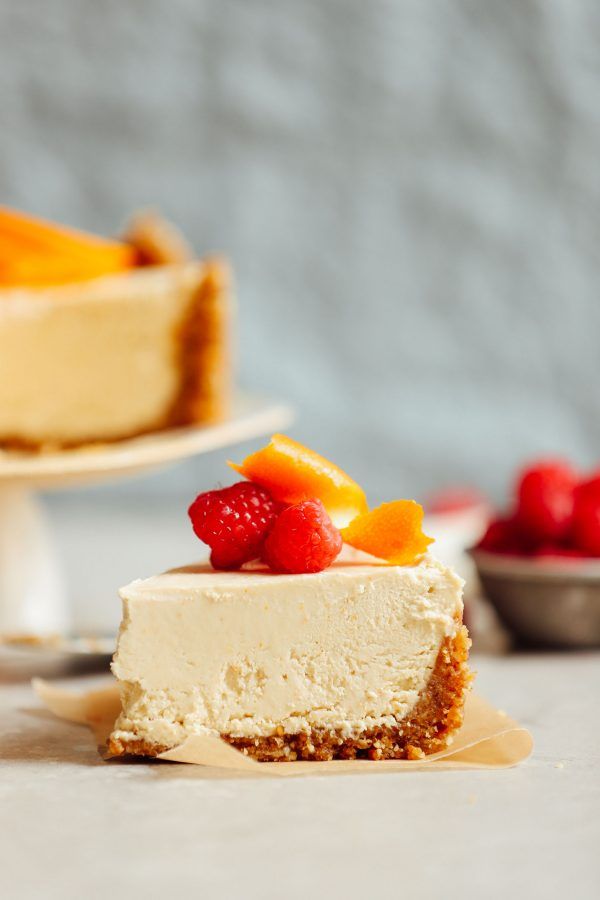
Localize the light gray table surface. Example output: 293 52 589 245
2 652 598 900
1 496 599 898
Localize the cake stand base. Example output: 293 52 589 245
0 487 67 636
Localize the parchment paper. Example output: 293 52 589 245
33 678 532 776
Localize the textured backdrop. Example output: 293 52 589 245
1 0 599 504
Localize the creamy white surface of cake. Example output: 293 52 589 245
110 556 464 751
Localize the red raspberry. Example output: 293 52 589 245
262 499 342 574
188 481 278 570
515 460 577 544
571 475 600 556
476 517 526 555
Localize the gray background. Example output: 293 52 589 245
1 0 599 505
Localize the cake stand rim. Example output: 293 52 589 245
0 392 294 488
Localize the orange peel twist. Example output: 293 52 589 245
341 500 433 565
229 433 368 528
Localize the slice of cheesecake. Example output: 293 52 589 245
108 555 470 762
0 209 232 450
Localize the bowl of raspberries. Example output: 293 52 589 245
470 459 600 648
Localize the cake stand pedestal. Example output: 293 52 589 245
0 393 293 637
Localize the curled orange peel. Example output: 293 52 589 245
229 433 368 528
341 500 434 565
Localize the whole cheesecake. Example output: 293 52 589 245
108 556 470 761
0 208 232 450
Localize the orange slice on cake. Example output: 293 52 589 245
0 206 135 286
341 500 433 565
229 433 368 528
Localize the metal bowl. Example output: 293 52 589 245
0 633 114 680
469 549 600 648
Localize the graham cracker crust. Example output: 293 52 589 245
0 259 232 453
108 626 471 763
124 208 194 267
167 258 232 427
127 212 232 429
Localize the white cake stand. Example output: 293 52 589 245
0 393 293 636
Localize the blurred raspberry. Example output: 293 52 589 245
188 481 279 570
263 499 342 574
515 460 577 543
425 487 486 515
476 517 525 554
571 475 600 556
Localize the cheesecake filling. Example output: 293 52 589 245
110 558 464 751
0 263 212 445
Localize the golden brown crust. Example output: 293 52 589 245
124 209 194 266
107 736 169 757
167 258 232 428
0 259 232 453
107 626 472 762
125 211 231 429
